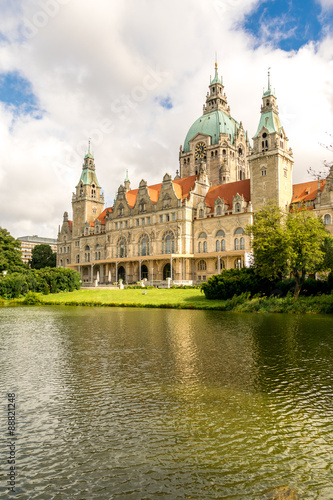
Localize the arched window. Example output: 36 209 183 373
76 255 80 263
221 239 226 251
198 232 207 239
240 237 245 250
139 234 149 256
91 184 96 198
203 241 207 253
234 227 244 235
141 264 148 280
198 241 202 253
216 229 225 237
199 208 204 218
324 214 331 225
216 240 220 252
85 245 90 251
117 237 127 258
60 259 63 266
216 205 222 216
234 238 239 250
162 231 175 254
84 245 90 263
198 260 206 271
235 202 241 212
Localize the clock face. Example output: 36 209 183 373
195 141 207 159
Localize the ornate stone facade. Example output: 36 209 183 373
57 65 333 284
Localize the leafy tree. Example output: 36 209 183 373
30 244 56 269
246 203 289 282
0 227 27 273
286 209 330 298
247 205 333 299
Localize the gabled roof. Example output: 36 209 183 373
205 179 251 212
97 208 111 225
292 179 326 204
124 175 198 208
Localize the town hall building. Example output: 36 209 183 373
57 63 333 284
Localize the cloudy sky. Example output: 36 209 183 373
1 0 333 238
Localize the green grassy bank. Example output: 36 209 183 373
4 288 333 314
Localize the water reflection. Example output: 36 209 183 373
0 307 333 499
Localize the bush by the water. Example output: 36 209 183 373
201 268 272 300
0 268 81 299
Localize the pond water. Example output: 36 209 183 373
0 307 333 499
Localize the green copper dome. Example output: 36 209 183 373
183 110 240 153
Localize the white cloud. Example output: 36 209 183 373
0 0 332 238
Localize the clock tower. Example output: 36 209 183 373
179 62 250 185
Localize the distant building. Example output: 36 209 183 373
18 235 57 264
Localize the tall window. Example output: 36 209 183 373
198 260 206 271
139 234 149 256
117 237 127 258
162 231 175 254
234 238 239 250
240 237 245 250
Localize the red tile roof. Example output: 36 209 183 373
205 179 251 212
97 208 111 225
292 179 326 204
125 175 198 207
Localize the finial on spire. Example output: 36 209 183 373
88 138 91 153
268 67 271 91
124 169 130 182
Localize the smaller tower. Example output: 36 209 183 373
124 170 131 192
71 143 104 237
248 69 293 211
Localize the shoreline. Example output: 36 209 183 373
2 288 333 314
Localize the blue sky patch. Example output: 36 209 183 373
0 71 42 116
242 0 333 51
156 96 173 109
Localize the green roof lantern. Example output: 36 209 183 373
210 61 223 86
84 138 94 160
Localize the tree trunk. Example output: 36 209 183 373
293 270 305 300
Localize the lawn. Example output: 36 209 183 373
39 287 223 309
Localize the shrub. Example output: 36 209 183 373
22 292 43 305
201 268 272 300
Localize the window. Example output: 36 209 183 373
216 240 220 252
76 255 80 263
160 215 163 223
221 239 226 251
216 205 222 216
240 237 245 250
115 222 118 229
203 241 207 253
235 202 241 213
139 201 146 213
234 238 239 250
198 232 207 239
139 235 149 256
136 219 140 226
234 227 244 235
142 218 145 226
172 212 176 221
91 184 96 198
117 237 127 258
234 258 242 269
120 221 123 229
324 214 331 225
198 241 202 253
118 204 124 217
199 209 204 218
166 214 170 222
215 259 225 270
198 260 206 271
216 230 225 237
162 231 175 254
261 170 267 176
